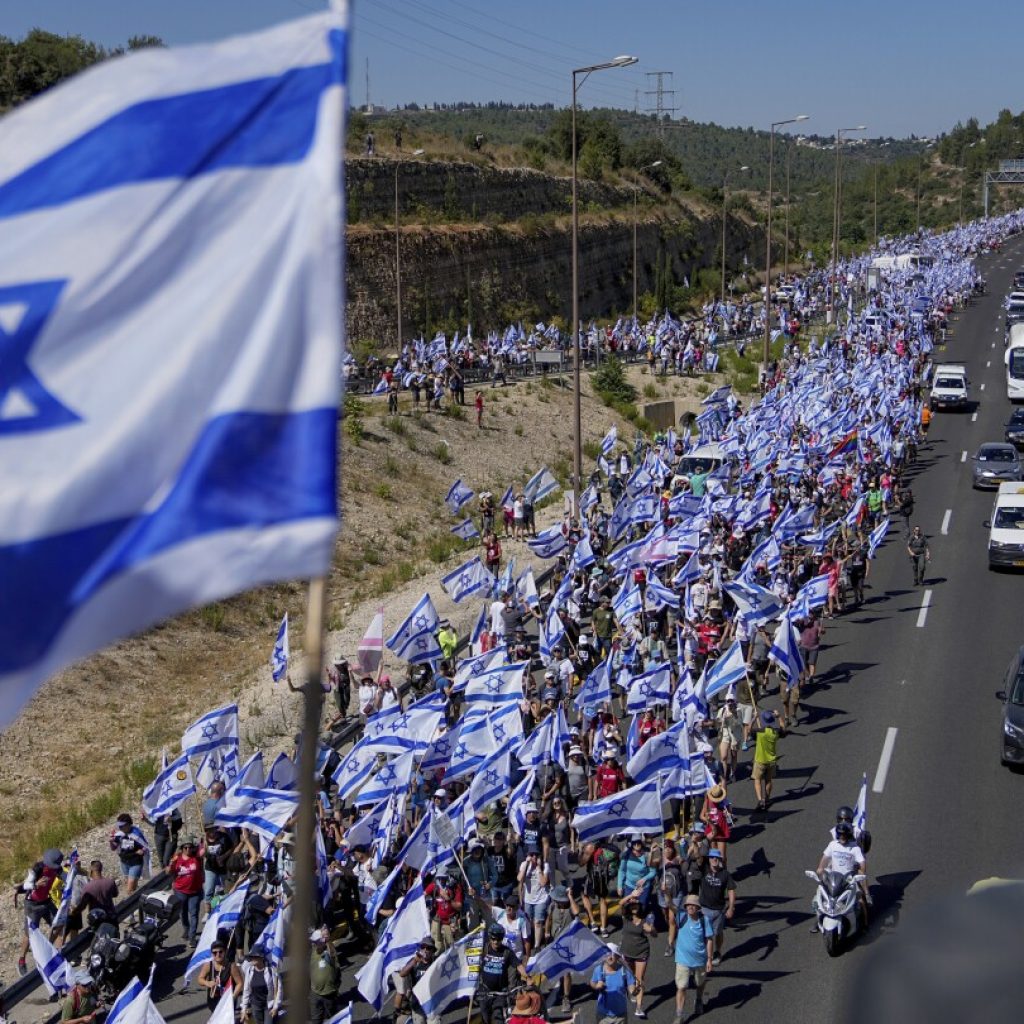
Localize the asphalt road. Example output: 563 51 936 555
23 239 1024 1024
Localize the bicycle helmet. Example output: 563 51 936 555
836 822 854 839
488 924 505 941
836 805 854 824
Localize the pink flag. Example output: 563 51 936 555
357 607 384 676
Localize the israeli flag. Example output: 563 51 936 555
27 919 70 996
445 478 475 515
413 926 482 1018
396 810 454 877
580 485 600 516
626 721 685 783
516 568 540 609
386 593 442 664
527 525 569 559
700 640 747 700
673 549 702 589
791 573 830 618
196 748 237 790
226 750 265 794
526 919 614 981
507 769 537 836
356 749 416 805
181 704 239 758
524 466 560 503
450 517 479 541
105 967 165 1024
626 662 673 713
184 880 250 982
214 785 299 842
612 576 643 623
266 751 297 791
601 425 618 456
643 572 679 612
571 778 663 844
468 744 513 810
853 772 868 833
356 886 431 1012
464 662 528 707
141 751 196 819
441 555 495 604
0 11 348 727
254 899 289 971
768 613 804 683
270 613 289 683
723 580 783 627
333 737 382 800
867 518 890 559
574 658 612 712
366 861 403 925
570 534 596 574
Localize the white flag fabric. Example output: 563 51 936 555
27 919 70 996
413 926 482 1017
526 918 612 980
225 751 265 794
181 703 239 759
208 985 237 1024
213 785 299 842
184 880 250 982
440 555 495 604
356 884 431 1011
141 751 196 819
106 967 167 1024
270 613 289 683
0 10 348 726
572 778 663 843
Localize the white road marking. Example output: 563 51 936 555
873 727 898 794
972 411 978 422
992 342 996 349
987 360 992 368
941 509 952 534
916 588 933 628
981 383 986 391
961 450 968 462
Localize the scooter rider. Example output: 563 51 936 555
815 823 869 927
829 805 871 854
476 923 528 1024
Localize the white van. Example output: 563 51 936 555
986 483 1024 569
929 363 969 411
1005 324 1024 400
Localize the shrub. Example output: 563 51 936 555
593 357 637 406
375 483 393 501
433 442 453 465
583 439 602 460
642 382 658 399
384 416 407 436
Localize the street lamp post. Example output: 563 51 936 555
762 115 808 370
828 126 865 323
572 55 637 513
721 165 750 312
633 160 662 327
394 148 424 349
783 144 794 276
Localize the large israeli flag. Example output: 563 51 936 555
0 10 348 726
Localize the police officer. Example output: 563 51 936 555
476 924 528 1024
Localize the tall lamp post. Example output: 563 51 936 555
721 165 750 312
395 148 424 348
633 160 662 326
783 143 797 277
572 55 637 513
828 126 865 323
762 114 809 370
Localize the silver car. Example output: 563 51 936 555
972 443 1023 489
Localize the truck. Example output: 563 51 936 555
929 362 969 411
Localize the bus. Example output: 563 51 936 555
1005 323 1024 400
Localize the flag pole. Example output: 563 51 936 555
285 577 326 1024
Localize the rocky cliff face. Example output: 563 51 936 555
344 159 763 349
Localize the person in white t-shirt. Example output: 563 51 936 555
816 822 869 916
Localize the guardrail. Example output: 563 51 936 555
3 870 169 1013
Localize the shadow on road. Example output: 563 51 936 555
707 968 798 1011
732 845 775 883
814 660 877 687
860 869 922 946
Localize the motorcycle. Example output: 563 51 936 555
86 890 176 998
805 868 866 957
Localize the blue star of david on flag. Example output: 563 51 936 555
201 723 219 740
609 800 629 817
0 279 80 435
250 798 268 813
440 954 460 980
390 715 410 733
492 723 506 741
484 769 500 786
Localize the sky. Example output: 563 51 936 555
4 0 1016 139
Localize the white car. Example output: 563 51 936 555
985 483 1024 570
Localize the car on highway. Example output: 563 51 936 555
1005 409 1024 449
984 483 1024 569
930 363 969 410
996 646 1024 767
972 443 1022 489
1015 270 1024 289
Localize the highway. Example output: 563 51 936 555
20 236 1024 1024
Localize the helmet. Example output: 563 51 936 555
488 924 505 940
835 805 854 824
87 908 109 929
836 822 854 839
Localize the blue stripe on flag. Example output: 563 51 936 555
0 31 347 219
0 408 336 672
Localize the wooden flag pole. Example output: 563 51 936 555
284 577 326 1024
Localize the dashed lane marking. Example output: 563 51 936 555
873 727 898 793
916 588 933 628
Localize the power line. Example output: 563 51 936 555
644 71 678 137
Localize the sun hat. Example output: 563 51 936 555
684 894 702 908
513 991 543 1016
708 784 727 803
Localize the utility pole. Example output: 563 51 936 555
644 71 678 137
783 143 793 277
365 58 371 114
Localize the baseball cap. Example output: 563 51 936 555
707 849 723 860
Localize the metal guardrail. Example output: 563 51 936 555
3 870 169 1012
